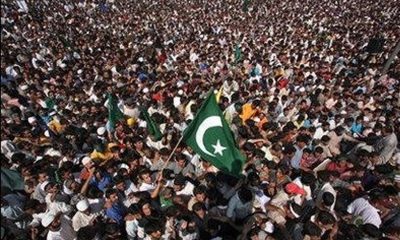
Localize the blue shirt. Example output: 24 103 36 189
90 174 112 192
290 145 304 169
105 203 126 225
351 122 363 134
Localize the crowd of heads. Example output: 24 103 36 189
1 0 399 239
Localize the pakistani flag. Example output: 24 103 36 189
107 93 124 130
1 168 24 191
183 91 245 176
242 0 250 12
140 108 163 141
234 44 242 65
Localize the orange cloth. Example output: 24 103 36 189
240 103 257 124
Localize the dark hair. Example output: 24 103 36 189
317 211 336 225
361 223 381 238
192 202 206 212
193 185 207 195
238 187 253 203
144 220 163 235
77 226 97 240
322 192 335 207
105 188 118 199
303 221 322 236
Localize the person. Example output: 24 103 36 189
1 0 399 239
104 188 127 225
72 198 103 231
40 212 76 240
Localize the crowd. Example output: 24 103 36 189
1 0 400 239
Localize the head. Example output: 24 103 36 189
105 188 119 203
139 170 153 184
192 202 206 219
193 185 207 202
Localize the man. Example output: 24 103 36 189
41 212 76 240
226 187 254 223
32 170 49 203
72 198 102 231
267 182 307 225
80 156 94 182
104 188 127 225
167 153 195 177
290 135 310 170
139 169 156 192
373 126 398 165
187 185 208 211
173 174 195 197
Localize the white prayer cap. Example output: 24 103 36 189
41 212 56 227
20 85 29 91
178 89 184 95
299 87 305 93
28 117 37 124
77 69 83 74
143 87 149 93
82 156 92 166
118 163 129 170
44 130 50 137
97 127 106 136
378 116 386 122
76 199 90 212
138 57 144 62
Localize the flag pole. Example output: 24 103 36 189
161 134 185 171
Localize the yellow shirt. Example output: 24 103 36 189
240 103 256 124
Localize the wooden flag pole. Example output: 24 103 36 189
160 134 185 171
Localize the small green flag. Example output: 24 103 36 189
242 0 250 12
234 44 242 65
107 93 124 129
1 168 24 191
183 91 246 176
140 108 163 141
45 97 55 109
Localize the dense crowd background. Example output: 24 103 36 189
1 0 400 239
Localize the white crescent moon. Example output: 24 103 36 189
195 116 223 157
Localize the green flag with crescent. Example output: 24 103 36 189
182 91 245 176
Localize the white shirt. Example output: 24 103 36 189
176 182 195 196
126 219 139 240
45 195 73 216
72 211 97 231
139 182 156 192
347 198 381 228
316 182 337 211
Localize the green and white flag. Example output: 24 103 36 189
140 108 163 141
234 44 242 65
107 93 124 130
183 91 245 176
1 168 24 191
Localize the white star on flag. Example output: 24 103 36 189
212 139 226 156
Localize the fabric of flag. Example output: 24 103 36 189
1 168 24 191
140 108 163 141
234 44 242 64
182 91 245 176
242 0 250 12
45 97 55 109
107 93 124 129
